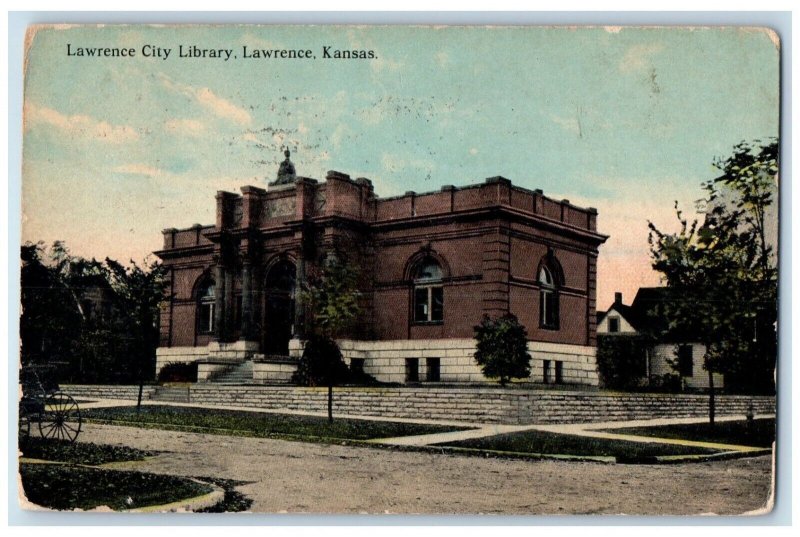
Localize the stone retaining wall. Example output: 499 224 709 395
63 384 775 425
64 385 158 400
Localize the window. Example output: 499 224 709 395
555 361 563 384
542 359 551 384
426 358 441 382
677 345 694 377
198 280 215 334
608 316 620 333
405 358 420 382
413 258 444 323
539 266 559 329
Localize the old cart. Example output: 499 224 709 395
19 364 82 443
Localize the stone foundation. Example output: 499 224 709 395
158 338 600 386
337 338 599 386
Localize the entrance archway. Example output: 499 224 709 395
263 259 296 355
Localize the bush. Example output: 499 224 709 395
596 335 652 390
473 314 531 386
157 362 198 383
291 335 350 387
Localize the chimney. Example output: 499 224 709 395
614 292 623 305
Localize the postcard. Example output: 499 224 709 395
18 23 779 515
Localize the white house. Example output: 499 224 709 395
596 289 724 391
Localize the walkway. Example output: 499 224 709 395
78 397 774 455
370 413 775 453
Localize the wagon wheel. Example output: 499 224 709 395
39 393 82 443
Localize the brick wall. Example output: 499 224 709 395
63 384 775 425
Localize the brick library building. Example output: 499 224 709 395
155 151 608 386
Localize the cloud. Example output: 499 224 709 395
619 43 664 74
24 102 138 144
112 163 163 177
380 152 435 175
164 118 206 136
550 113 581 136
159 74 251 126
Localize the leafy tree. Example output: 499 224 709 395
648 139 778 424
20 242 82 367
292 252 362 421
473 314 531 386
20 242 168 398
104 257 169 407
301 253 362 339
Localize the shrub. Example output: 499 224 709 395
291 335 350 387
596 335 652 390
473 314 531 386
157 362 198 383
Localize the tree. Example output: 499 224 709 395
473 314 531 386
292 253 362 422
20 242 169 397
20 242 82 367
648 139 778 424
104 257 169 408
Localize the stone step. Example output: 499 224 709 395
210 360 255 384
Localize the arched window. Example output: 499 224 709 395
197 280 216 334
539 265 559 329
413 258 444 323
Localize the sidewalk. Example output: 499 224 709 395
78 396 774 454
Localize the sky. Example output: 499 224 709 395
21 25 779 310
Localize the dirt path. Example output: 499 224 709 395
67 422 773 516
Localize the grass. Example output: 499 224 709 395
603 418 775 448
19 437 155 465
438 430 720 460
20 464 213 511
83 405 468 441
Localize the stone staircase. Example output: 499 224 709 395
150 385 192 403
210 360 254 384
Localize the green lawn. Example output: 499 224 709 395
19 437 155 465
603 419 775 448
438 430 720 460
20 464 213 511
83 405 468 441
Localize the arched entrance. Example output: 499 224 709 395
262 260 296 355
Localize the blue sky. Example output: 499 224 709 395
21 25 779 308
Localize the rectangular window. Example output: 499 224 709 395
542 359 551 384
677 345 694 377
414 286 444 323
426 358 440 382
405 358 420 382
608 317 620 333
555 361 563 384
431 287 444 321
414 288 429 322
199 303 214 333
541 290 559 329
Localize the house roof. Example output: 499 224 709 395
597 302 639 331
